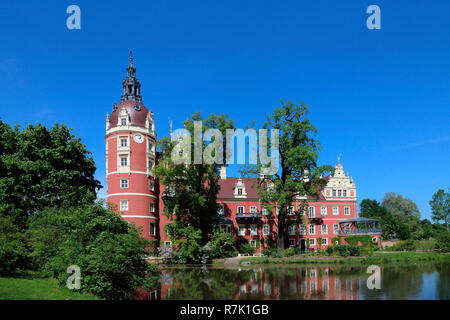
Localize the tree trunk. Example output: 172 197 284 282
277 219 286 249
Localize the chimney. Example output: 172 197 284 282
220 165 227 179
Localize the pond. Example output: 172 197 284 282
137 262 450 300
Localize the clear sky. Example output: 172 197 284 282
0 0 448 220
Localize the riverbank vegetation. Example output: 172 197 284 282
239 252 450 266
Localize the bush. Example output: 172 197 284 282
348 245 362 256
362 246 374 256
326 246 334 256
209 230 238 259
261 248 274 256
28 204 157 300
435 233 450 253
179 227 203 263
0 216 31 274
271 249 284 258
284 248 295 257
335 245 350 257
238 239 254 255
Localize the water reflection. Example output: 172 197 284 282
136 263 449 300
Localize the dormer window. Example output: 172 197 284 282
233 178 247 198
121 119 127 126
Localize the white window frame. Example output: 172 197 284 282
338 190 342 197
238 225 245 236
309 206 315 218
120 200 128 211
149 202 155 213
299 224 306 235
120 157 128 167
343 190 347 197
237 188 243 195
263 224 270 236
288 239 295 247
332 206 339 215
164 241 172 247
120 138 128 147
288 225 296 235
120 179 128 189
149 222 156 236
309 238 315 246
250 240 256 247
333 224 339 234
344 206 350 215
322 238 328 245
237 206 244 214
321 206 327 216
262 207 268 215
332 189 336 197
309 224 315 235
149 181 154 191
218 205 224 216
250 206 257 213
288 206 295 215
321 224 328 235
250 224 257 236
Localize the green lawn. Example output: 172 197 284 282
0 272 100 300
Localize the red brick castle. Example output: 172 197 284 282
106 53 382 253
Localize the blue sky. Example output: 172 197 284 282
0 0 449 220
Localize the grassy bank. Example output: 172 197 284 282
238 252 450 266
0 272 100 300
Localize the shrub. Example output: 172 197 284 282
271 249 284 258
238 239 254 255
284 248 295 257
179 227 203 263
335 245 350 257
348 245 362 256
326 246 334 256
261 248 274 256
362 246 374 256
0 216 31 274
28 204 157 300
209 230 238 259
435 233 450 253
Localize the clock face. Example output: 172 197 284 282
134 134 144 143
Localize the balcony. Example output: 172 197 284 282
236 212 262 220
339 227 382 236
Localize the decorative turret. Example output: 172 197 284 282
121 50 142 103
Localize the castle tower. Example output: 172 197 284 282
106 51 158 240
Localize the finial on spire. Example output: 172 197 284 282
129 50 133 65
337 153 342 164
169 119 173 138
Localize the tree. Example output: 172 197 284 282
27 202 158 299
359 198 399 239
0 120 102 228
240 100 333 248
382 192 421 239
429 189 450 233
0 216 31 274
154 112 235 244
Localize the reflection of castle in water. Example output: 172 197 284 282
136 266 361 300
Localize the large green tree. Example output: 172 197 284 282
359 198 399 239
240 100 333 248
381 192 421 239
429 188 450 233
0 120 102 228
154 112 235 245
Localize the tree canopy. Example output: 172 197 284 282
0 120 102 228
153 112 235 245
429 188 449 232
240 100 333 248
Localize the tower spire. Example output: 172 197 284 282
121 50 142 103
